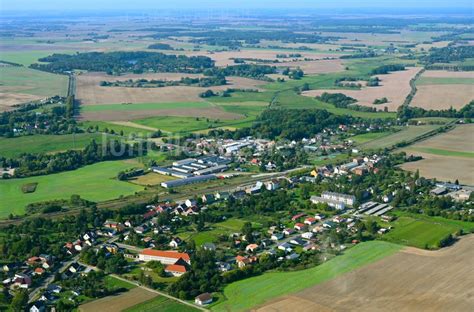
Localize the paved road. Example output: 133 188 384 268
28 255 79 303
110 274 209 311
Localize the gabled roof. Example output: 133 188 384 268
140 249 190 262
165 264 187 273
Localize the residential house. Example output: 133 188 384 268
164 264 187 277
301 232 314 239
195 293 213 306
304 217 316 225
277 242 293 253
215 191 230 200
202 242 216 251
271 233 284 241
185 199 197 207
29 301 45 312
283 228 295 236
13 273 32 289
294 223 307 231
202 194 215 203
235 256 257 268
245 244 259 253
169 237 183 248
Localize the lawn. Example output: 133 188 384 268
211 241 401 311
358 125 440 150
124 296 199 312
382 213 474 249
104 275 137 291
0 133 102 158
0 160 144 218
0 66 68 97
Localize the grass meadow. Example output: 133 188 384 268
0 133 102 158
211 241 401 311
382 213 474 249
0 160 144 218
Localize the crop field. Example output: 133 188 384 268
211 241 401 311
411 83 473 111
79 287 157 312
302 67 422 111
124 296 200 312
76 72 265 105
0 133 102 158
411 70 474 110
0 160 144 218
382 213 474 249
401 125 474 184
274 58 344 74
358 125 439 150
0 66 68 110
259 235 474 312
104 275 137 291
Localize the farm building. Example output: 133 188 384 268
138 249 191 265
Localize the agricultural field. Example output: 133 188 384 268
211 241 401 311
357 125 440 150
0 160 144 218
129 172 176 186
0 133 102 158
382 213 474 249
259 235 474 312
0 65 68 110
401 124 474 184
79 287 157 312
124 296 200 312
75 71 266 121
411 70 474 110
302 67 422 111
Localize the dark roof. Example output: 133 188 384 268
196 292 212 301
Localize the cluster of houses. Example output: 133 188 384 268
2 254 55 290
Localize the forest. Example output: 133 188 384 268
30 52 215 74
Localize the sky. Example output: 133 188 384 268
1 0 472 12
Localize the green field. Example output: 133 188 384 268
350 131 395 144
358 125 440 150
0 160 144 218
417 77 474 85
0 50 72 66
124 296 199 312
104 275 137 291
407 147 474 158
0 66 68 97
0 133 102 158
212 241 401 311
180 218 261 246
382 213 474 249
272 90 396 119
79 121 157 136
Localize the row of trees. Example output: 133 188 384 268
1 139 146 177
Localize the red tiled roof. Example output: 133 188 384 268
165 264 187 273
140 249 190 262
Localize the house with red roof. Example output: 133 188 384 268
165 264 188 277
294 223 307 231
